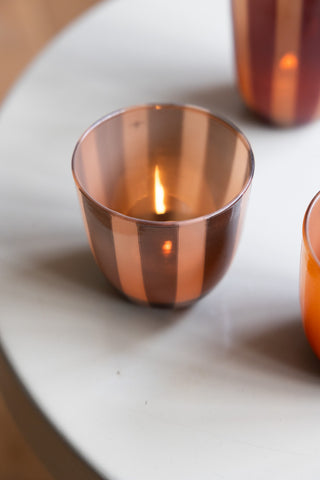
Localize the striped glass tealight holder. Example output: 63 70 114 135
232 0 320 126
72 104 254 307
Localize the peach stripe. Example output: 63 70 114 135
177 109 209 211
122 109 149 209
221 136 248 208
175 220 206 304
112 215 147 303
313 91 320 119
232 0 254 108
81 132 106 205
271 0 303 124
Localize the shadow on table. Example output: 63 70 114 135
30 242 320 383
38 245 109 295
175 82 294 131
175 83 255 126
235 315 320 382
33 244 187 326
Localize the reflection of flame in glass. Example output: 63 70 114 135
154 165 166 214
279 52 298 71
162 240 172 255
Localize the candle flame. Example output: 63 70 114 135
162 240 172 256
279 52 298 71
154 165 166 214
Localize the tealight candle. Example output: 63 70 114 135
72 104 254 307
126 165 195 221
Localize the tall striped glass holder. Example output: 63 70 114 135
232 0 320 126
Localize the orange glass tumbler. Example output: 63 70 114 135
300 191 320 358
232 0 320 126
72 104 254 307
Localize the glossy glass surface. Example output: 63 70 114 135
72 104 254 307
300 191 320 358
232 0 320 126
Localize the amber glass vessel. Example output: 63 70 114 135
72 104 254 307
232 0 320 126
300 191 320 358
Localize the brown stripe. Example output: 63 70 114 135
175 220 206 305
203 120 238 212
138 223 178 306
112 215 148 303
296 0 320 122
248 0 277 118
147 105 184 197
202 204 240 296
232 0 254 108
271 0 303 125
82 196 121 292
78 192 97 262
177 108 209 215
95 114 128 210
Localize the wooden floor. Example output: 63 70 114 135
0 0 100 99
0 2 100 478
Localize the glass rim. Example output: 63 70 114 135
71 103 255 226
303 190 320 268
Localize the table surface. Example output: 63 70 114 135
1 0 320 479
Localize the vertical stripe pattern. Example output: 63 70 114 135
112 215 147 303
72 105 254 307
122 108 149 209
229 188 251 260
78 192 97 262
271 0 303 124
175 221 207 305
296 0 320 122
177 109 209 212
138 224 178 306
77 132 106 205
81 196 121 292
203 121 238 212
232 0 320 125
202 208 238 296
95 114 127 210
220 135 249 208
232 0 254 108
148 106 184 163
147 106 184 202
248 0 277 119
314 92 320 119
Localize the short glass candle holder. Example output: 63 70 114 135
300 191 320 358
72 104 254 307
232 0 320 126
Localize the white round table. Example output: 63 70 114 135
1 1 320 479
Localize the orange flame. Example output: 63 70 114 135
162 240 172 256
154 165 166 214
279 53 298 71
